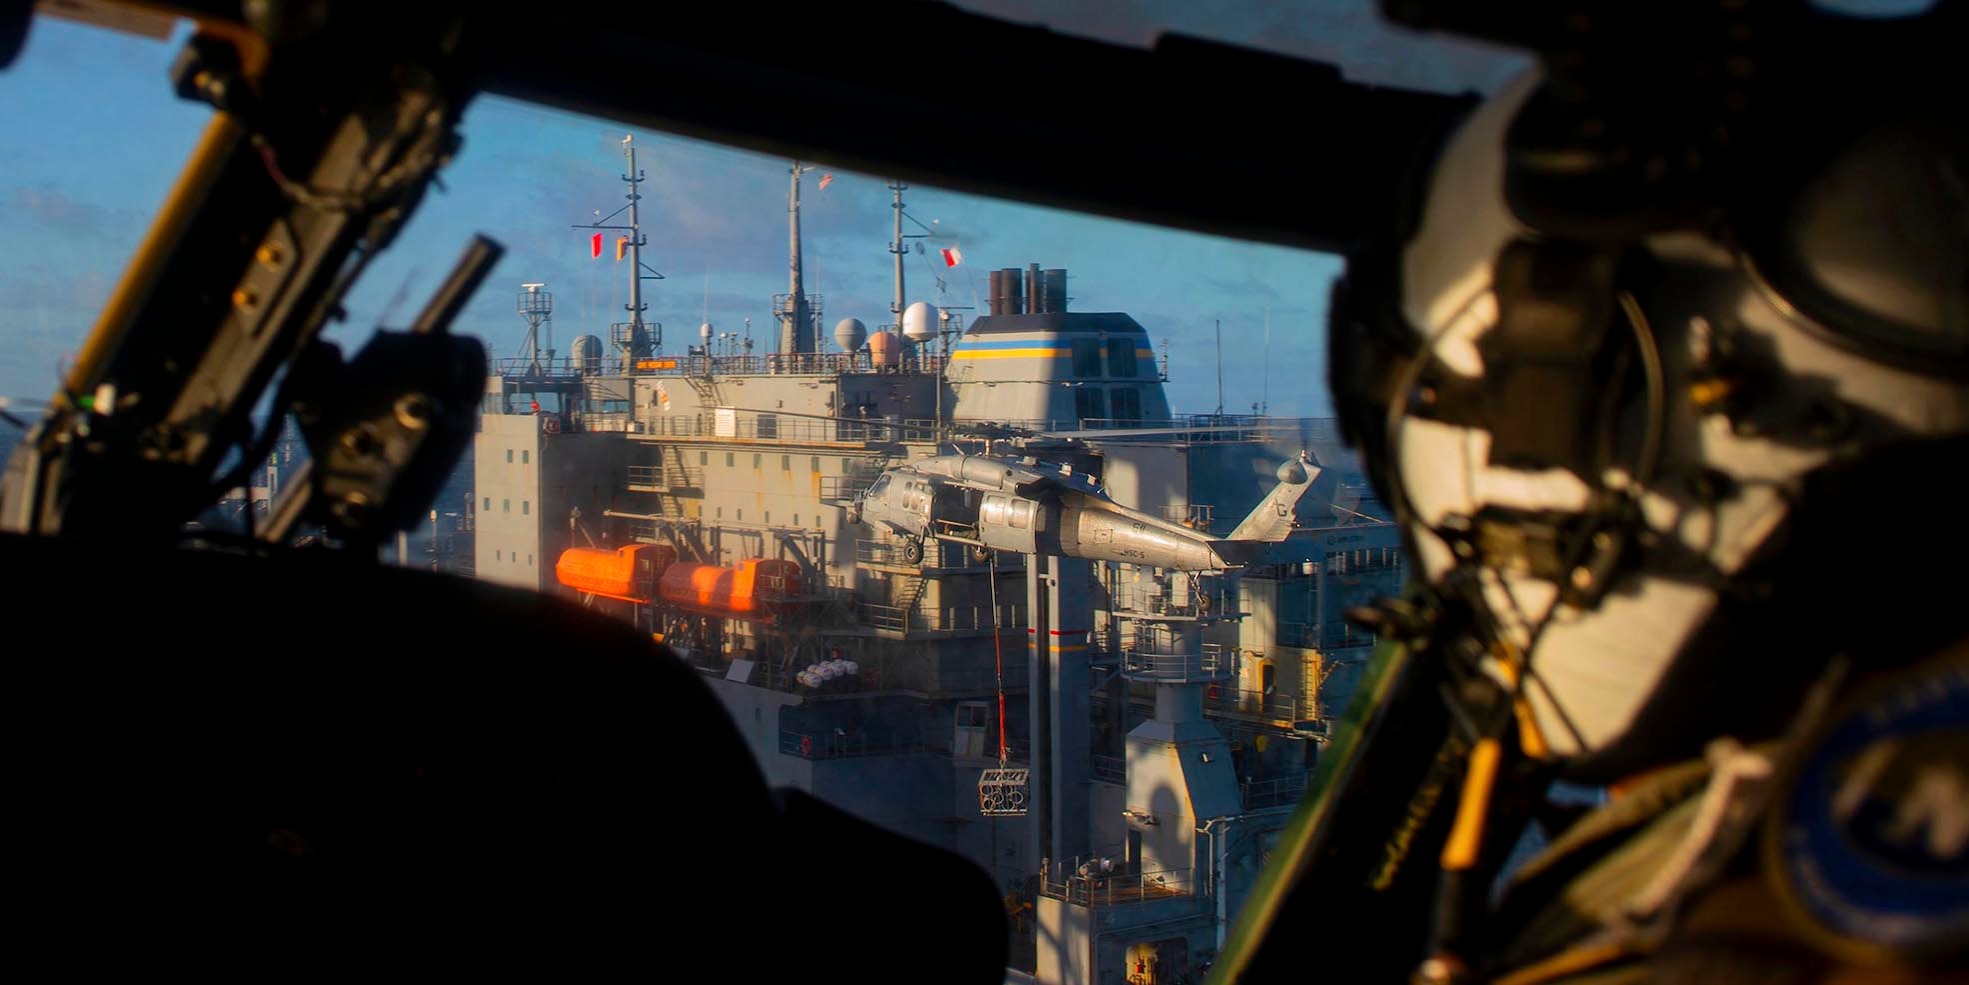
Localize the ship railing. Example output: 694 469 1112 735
1121 643 1232 683
571 412 636 433
1039 859 1194 905
855 599 1027 637
858 601 909 633
1241 771 1311 811
626 463 705 489
1091 754 1126 785
491 356 602 379
1276 621 1380 652
820 474 876 503
1202 684 1308 725
853 537 1019 571
1067 415 1343 445
777 727 934 760
1105 584 1233 619
816 659 1029 695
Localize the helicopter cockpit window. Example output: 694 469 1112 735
866 474 890 498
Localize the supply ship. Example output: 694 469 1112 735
471 137 1403 983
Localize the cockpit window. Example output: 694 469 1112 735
866 474 890 498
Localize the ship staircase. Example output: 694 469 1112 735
626 445 702 519
862 571 928 635
818 457 891 507
680 370 727 411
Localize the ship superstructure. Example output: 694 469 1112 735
470 144 1404 983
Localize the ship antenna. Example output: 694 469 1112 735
889 178 907 334
623 134 658 359
571 134 663 370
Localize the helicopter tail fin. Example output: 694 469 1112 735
1226 451 1319 544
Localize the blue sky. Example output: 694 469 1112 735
0 4 1528 420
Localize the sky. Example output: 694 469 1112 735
0 3 1530 422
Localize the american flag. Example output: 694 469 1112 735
817 173 834 191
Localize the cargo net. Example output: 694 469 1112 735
979 768 1030 816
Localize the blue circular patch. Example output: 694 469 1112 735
1767 656 1969 961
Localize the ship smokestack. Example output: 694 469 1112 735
1001 267 1022 316
1045 268 1068 313
988 269 1003 316
1025 263 1039 315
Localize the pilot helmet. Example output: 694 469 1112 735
1328 19 1968 780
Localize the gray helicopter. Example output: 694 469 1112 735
850 449 1319 570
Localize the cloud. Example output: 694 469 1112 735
10 187 141 240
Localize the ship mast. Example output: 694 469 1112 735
889 179 906 334
623 135 656 359
576 135 663 369
780 163 815 354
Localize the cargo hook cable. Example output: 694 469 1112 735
989 549 1007 764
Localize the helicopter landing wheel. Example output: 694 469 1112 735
970 544 992 564
900 537 924 565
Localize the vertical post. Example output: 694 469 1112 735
784 163 812 354
890 180 906 334
624 135 648 359
1029 554 1092 872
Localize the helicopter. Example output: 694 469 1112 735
851 448 1319 571
5 1 1960 983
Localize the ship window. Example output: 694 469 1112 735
765 512 771 524
1075 386 1105 420
811 457 821 472
506 449 513 463
737 509 743 521
753 453 762 469
1107 338 1137 378
781 455 791 471
842 458 852 472
726 453 734 467
483 497 491 511
522 501 529 515
522 450 530 465
700 452 708 466
1010 500 1033 529
717 507 723 518
794 514 800 526
1112 387 1142 423
1072 337 1103 377
496 550 502 561
528 554 534 566
502 499 510 513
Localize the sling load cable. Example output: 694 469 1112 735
990 551 1007 764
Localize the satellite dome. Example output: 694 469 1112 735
699 322 714 340
833 317 867 353
902 301 937 342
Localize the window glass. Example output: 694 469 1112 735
1107 337 1137 377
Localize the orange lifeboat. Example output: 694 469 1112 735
554 544 677 603
658 558 803 617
